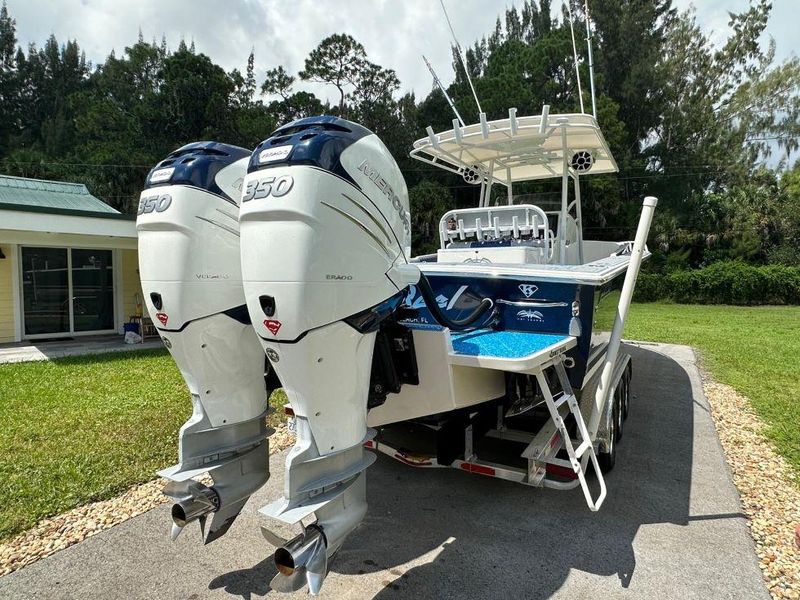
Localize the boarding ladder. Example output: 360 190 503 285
531 360 606 511
445 328 606 510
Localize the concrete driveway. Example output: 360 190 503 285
0 343 768 599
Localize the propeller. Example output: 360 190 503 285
270 525 329 596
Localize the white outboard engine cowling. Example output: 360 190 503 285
239 117 419 594
136 142 275 544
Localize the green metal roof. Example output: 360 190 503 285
0 174 121 215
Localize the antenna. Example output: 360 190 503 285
422 55 466 127
566 1 585 114
584 0 598 119
439 0 483 116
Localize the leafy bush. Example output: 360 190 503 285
634 262 800 305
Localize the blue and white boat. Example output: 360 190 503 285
365 107 658 506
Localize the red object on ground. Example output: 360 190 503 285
795 524 800 549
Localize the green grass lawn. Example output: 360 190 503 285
0 348 289 542
1 303 797 540
620 303 800 478
0 349 189 540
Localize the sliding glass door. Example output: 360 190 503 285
21 247 70 335
71 249 114 332
21 247 115 337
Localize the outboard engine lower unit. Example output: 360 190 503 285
137 142 274 544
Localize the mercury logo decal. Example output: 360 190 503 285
264 319 282 335
519 284 538 298
357 160 411 238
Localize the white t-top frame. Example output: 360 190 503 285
410 106 620 266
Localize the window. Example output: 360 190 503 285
21 247 115 336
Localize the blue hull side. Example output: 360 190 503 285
399 274 598 387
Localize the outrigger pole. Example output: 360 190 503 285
422 55 466 128
566 1 585 114
439 0 483 117
584 0 598 119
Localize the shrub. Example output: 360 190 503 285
633 262 800 305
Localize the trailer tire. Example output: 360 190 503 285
614 384 624 442
597 398 618 473
622 364 631 421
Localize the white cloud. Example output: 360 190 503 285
7 0 797 108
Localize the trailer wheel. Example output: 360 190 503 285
622 364 631 421
614 383 624 442
597 398 618 473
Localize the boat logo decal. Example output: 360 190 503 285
518 284 538 298
462 257 491 264
137 193 172 215
516 309 544 322
403 285 466 310
258 145 293 164
264 319 282 335
155 312 169 326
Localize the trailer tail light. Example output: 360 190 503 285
460 462 496 477
546 463 578 480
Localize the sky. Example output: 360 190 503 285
4 0 798 105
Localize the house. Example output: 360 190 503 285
0 174 142 343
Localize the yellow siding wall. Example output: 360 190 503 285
0 245 15 343
120 249 143 321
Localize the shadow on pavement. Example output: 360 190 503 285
212 345 694 599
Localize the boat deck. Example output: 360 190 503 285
448 329 576 373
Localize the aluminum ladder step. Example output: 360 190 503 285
537 360 607 511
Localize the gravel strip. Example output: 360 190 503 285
702 378 800 599
0 424 295 578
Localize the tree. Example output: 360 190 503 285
265 91 324 128
409 181 453 255
261 65 294 100
0 0 18 155
650 2 800 203
300 33 366 114
0 0 15 69
230 50 257 108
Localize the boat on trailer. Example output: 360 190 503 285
136 3 658 594
362 106 656 508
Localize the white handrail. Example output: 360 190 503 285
589 196 658 437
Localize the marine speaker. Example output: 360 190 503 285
462 164 483 184
570 150 594 172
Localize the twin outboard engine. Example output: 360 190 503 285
138 119 493 596
136 142 274 544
